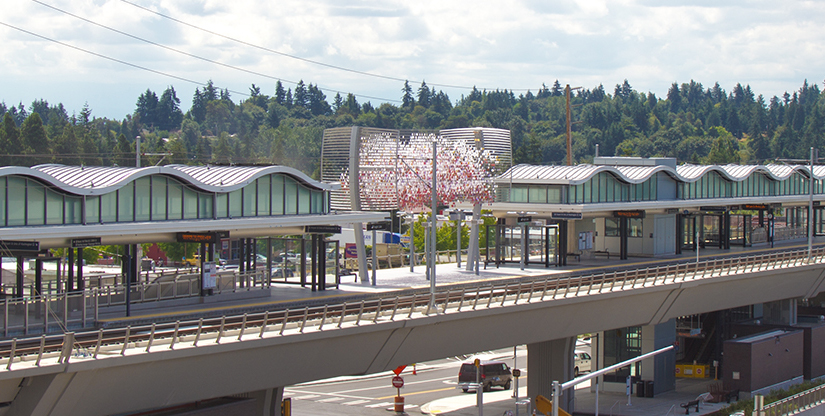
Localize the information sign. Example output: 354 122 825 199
0 240 40 251
552 212 582 220
202 261 217 290
517 216 532 223
367 222 391 231
71 237 101 248
305 225 342 234
614 210 646 219
176 232 218 244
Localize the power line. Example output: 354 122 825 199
31 0 400 103
0 21 249 98
119 0 534 92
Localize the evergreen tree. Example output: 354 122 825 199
293 81 307 108
157 86 183 131
401 81 415 109
417 81 431 107
203 80 218 101
52 125 79 165
275 81 287 105
0 112 22 165
212 132 232 164
136 89 159 128
191 88 207 123
20 113 50 165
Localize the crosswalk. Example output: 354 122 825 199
286 393 418 410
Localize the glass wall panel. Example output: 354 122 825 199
228 190 242 218
100 192 117 223
258 177 271 215
285 177 298 215
134 177 151 221
152 177 167 220
199 194 212 219
6 177 26 226
0 178 4 225
243 186 256 217
85 196 100 224
216 193 227 218
168 183 182 220
46 191 63 225
529 186 547 203
311 190 323 213
548 186 562 203
298 185 310 214
27 180 45 225
271 175 284 215
118 183 134 222
183 187 198 219
66 196 81 224
511 186 528 203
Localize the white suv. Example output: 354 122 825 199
574 351 592 376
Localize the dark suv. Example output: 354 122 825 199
457 360 512 392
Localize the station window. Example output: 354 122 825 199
605 218 643 237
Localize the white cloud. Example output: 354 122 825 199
1 0 825 118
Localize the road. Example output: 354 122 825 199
285 347 529 415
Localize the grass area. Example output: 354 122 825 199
711 379 825 416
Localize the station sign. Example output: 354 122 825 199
699 206 727 212
176 232 218 244
551 212 582 220
367 222 391 231
517 216 532 223
305 225 342 234
71 237 101 248
613 210 645 219
0 240 40 251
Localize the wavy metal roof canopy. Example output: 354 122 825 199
498 163 825 185
0 165 335 196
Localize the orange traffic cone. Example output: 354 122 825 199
413 364 417 375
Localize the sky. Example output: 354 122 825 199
2 0 825 120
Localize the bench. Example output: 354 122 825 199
680 399 700 414
565 252 580 262
593 250 610 259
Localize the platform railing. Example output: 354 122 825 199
0 246 824 369
760 383 825 416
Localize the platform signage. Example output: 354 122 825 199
741 204 769 210
0 240 40 251
699 206 727 212
552 212 582 220
367 222 391 231
305 225 342 234
517 216 532 223
613 210 645 219
71 237 101 248
176 232 218 243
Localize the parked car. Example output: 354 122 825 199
457 359 512 392
574 351 592 376
271 267 294 278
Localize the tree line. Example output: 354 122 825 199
1 78 824 178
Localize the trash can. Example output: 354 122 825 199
636 381 645 397
645 380 654 397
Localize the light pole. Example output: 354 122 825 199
135 135 141 168
408 212 416 272
429 137 438 314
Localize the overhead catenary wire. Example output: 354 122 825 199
29 0 400 103
118 0 533 92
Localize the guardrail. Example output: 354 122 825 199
759 383 825 416
0 246 822 371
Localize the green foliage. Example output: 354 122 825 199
713 379 825 416
2 79 824 172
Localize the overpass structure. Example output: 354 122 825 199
1 247 824 415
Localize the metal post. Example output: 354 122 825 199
430 137 438 313
456 211 462 268
809 147 815 262
135 136 141 168
409 213 416 272
552 380 560 416
520 221 527 270
513 345 518 398
372 228 377 286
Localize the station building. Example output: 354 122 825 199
481 156 825 265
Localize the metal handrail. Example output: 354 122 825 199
762 383 825 416
0 247 823 369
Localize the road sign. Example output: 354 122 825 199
474 358 480 367
392 376 404 388
512 368 521 378
393 365 406 375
